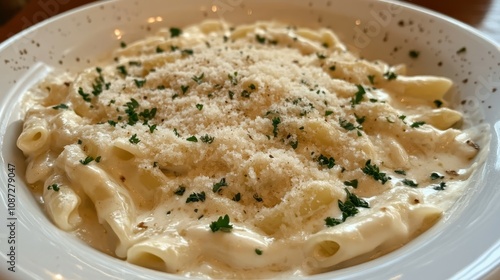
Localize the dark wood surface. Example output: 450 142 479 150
1 0 499 43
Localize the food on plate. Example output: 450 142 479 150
16 20 481 278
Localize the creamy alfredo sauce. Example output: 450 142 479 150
16 20 486 279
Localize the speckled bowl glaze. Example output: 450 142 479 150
1 1 499 279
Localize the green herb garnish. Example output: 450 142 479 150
430 172 444 180
351 84 366 105
318 154 335 169
434 100 443 108
170 27 182 37
192 73 205 84
200 134 215 144
79 156 94 165
174 185 186 196
134 79 146 88
362 160 389 184
78 87 91 102
410 121 425 128
232 193 241 201
212 178 228 193
272 117 281 137
395 170 406 175
52 104 68 110
402 179 418 187
209 214 233 232
343 179 359 188
129 134 140 144
367 75 375 85
186 191 206 203
383 71 398 80
181 85 189 94
47 184 60 192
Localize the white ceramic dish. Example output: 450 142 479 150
1 0 499 279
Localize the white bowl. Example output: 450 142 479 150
1 0 499 279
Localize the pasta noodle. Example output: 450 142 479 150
17 20 482 278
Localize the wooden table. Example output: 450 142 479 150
1 0 499 43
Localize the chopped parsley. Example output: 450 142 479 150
192 73 205 84
95 156 102 163
434 182 447 191
395 169 406 175
255 249 263 255
148 124 157 133
325 216 342 227
345 188 369 208
228 72 238 85
362 160 389 184
241 90 251 98
212 178 228 193
116 65 128 76
339 116 364 136
232 193 241 202
128 61 142 67
329 65 336 71
200 134 215 144
383 71 398 80
410 121 426 128
156 46 165 53
367 75 375 85
186 191 206 203
170 27 182 37
186 136 198 142
402 179 418 187
47 184 60 192
343 179 358 188
134 79 146 88
78 87 91 102
325 110 334 117
174 185 186 196
351 84 366 106
173 128 181 137
339 119 356 131
52 103 68 110
79 156 94 165
120 41 127 48
139 107 157 123
290 140 298 149
434 100 443 108
272 117 281 137
255 34 266 44
210 214 233 232
196 104 203 110
181 49 194 55
325 188 369 227
430 172 444 180
124 98 140 125
129 134 140 144
318 154 335 169
316 53 327 59
181 85 189 94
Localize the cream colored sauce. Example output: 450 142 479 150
16 20 487 279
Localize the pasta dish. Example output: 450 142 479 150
16 20 482 278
